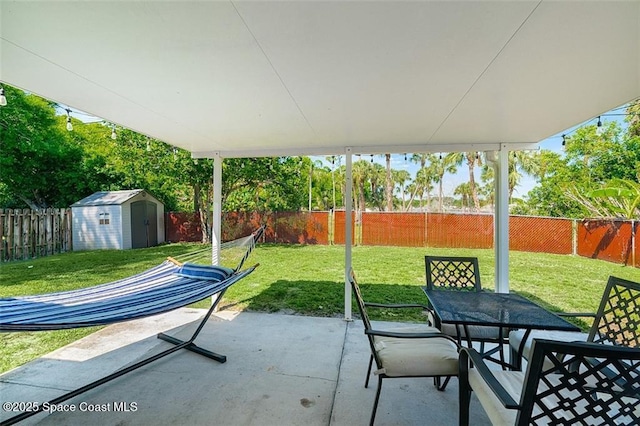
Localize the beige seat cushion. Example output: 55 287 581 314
468 369 523 426
509 329 588 360
372 328 459 377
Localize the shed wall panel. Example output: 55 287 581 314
72 205 122 250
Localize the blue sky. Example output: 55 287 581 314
312 109 630 199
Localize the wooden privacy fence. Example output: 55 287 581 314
0 208 72 262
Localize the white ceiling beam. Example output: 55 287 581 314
192 142 539 159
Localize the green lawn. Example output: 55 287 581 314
2 243 639 373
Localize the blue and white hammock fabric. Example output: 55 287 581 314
0 227 263 332
0 262 255 331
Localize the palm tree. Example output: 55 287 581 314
415 163 437 211
393 169 411 210
454 182 472 211
351 160 369 217
384 153 393 211
368 162 386 211
449 152 483 211
480 150 539 202
431 153 459 212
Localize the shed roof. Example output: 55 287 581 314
71 190 154 207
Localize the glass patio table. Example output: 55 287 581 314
422 289 581 370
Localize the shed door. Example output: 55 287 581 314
131 201 158 248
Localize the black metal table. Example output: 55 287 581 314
422 289 581 370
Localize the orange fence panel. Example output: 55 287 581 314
361 212 426 247
165 212 637 268
165 212 202 242
577 219 635 266
333 210 354 245
510 216 572 254
427 213 493 249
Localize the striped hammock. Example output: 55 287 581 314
0 227 263 332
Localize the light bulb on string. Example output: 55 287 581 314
146 139 151 152
0 87 7 107
596 116 604 136
110 125 117 140
370 154 373 163
404 153 407 162
65 109 73 131
562 134 566 150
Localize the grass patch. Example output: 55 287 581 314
2 243 639 373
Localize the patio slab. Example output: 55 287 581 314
0 309 491 426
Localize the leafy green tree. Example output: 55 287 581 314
524 122 639 218
0 86 87 208
222 157 308 212
524 150 587 217
581 178 640 219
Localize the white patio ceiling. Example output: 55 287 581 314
1 1 639 159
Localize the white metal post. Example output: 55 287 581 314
211 153 222 306
212 152 222 266
494 145 510 293
344 147 353 321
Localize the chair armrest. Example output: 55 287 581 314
459 347 520 409
365 302 429 310
557 312 596 319
365 329 458 344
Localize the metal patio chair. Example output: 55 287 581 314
425 256 508 366
460 339 640 425
508 275 640 367
348 268 459 426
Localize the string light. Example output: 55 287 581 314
110 125 117 140
65 109 73 131
370 154 373 163
562 134 566 149
0 87 6 107
596 116 604 136
404 153 407 161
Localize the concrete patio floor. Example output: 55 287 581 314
1 309 492 426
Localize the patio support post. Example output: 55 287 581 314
494 145 509 293
212 152 222 266
344 147 353 321
212 152 222 305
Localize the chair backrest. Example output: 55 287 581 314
589 276 640 348
348 268 373 332
347 269 381 367
517 339 640 426
425 256 481 291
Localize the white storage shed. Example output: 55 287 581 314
72 190 165 251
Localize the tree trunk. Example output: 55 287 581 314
438 178 444 212
467 157 481 211
385 153 393 211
